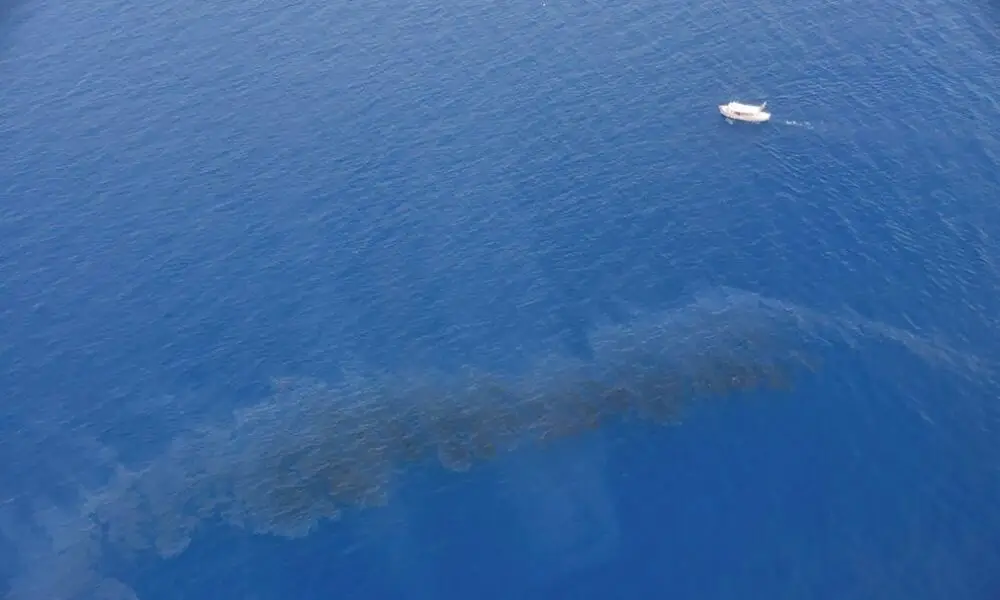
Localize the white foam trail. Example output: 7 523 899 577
781 119 814 129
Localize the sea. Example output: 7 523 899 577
1 0 999 597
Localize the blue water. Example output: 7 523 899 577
2 0 999 596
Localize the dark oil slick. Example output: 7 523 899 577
0 287 989 600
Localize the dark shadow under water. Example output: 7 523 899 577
0 287 992 600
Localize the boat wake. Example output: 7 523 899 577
0 287 993 600
781 119 814 129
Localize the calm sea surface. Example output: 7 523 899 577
1 0 999 597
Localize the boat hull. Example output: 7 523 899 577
719 104 771 123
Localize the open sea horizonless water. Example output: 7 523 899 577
1 0 999 597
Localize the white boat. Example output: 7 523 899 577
719 101 771 123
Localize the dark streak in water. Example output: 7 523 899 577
0 287 991 600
